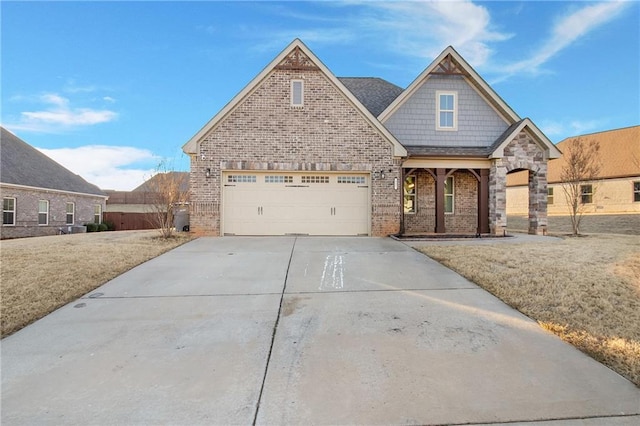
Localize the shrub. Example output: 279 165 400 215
97 223 109 232
84 223 99 232
102 221 115 231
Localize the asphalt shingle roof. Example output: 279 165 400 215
404 145 492 158
0 127 106 196
507 125 640 186
338 77 404 117
132 171 190 192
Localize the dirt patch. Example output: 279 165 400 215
1 230 192 337
417 234 640 387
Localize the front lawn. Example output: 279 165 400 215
1 230 192 338
417 234 640 387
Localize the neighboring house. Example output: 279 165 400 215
1 127 108 239
507 126 640 215
104 172 189 231
183 39 561 237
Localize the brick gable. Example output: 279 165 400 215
189 61 401 236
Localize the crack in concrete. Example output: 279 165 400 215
252 237 297 426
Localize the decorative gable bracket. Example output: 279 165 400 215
430 54 467 76
274 46 319 71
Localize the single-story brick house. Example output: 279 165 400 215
1 127 108 239
507 125 640 215
183 39 561 237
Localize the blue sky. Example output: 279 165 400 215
2 1 638 190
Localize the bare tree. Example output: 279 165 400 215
560 138 601 236
143 162 190 239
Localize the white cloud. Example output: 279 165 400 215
495 1 629 81
5 93 117 133
539 118 605 139
368 0 511 66
37 145 161 191
250 1 510 67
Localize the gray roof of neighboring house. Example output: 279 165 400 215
132 171 189 192
338 77 404 117
0 127 106 196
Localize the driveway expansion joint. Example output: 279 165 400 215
252 237 297 426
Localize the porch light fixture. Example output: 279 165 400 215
394 177 398 190
205 168 211 178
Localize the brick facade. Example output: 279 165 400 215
189 52 402 236
185 41 555 238
404 170 479 234
1 185 106 239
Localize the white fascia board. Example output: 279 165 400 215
379 46 521 125
489 118 562 159
0 182 109 199
182 41 300 155
183 38 407 158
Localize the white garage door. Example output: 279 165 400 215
222 172 370 236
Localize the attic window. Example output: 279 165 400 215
291 80 304 107
436 91 457 131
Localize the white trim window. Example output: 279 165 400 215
94 204 102 224
291 80 304 107
66 202 75 225
436 91 457 130
3 197 16 226
444 176 454 213
404 175 416 214
38 200 49 225
580 184 593 204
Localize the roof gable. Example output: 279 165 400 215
379 46 520 124
183 39 407 157
0 127 106 197
133 171 189 192
489 118 561 159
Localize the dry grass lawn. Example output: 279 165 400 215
417 234 640 386
1 230 192 337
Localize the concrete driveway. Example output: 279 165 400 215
2 237 638 425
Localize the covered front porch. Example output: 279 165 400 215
400 164 490 236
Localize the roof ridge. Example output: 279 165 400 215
558 124 639 141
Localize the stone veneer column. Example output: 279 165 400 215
528 164 548 235
489 159 507 235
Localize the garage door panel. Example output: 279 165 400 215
223 173 370 236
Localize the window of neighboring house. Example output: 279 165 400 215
632 181 640 202
3 197 16 226
581 184 593 204
66 202 75 225
547 187 554 205
38 200 49 225
404 175 416 213
444 176 454 213
94 204 102 224
436 91 457 130
291 80 304 107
